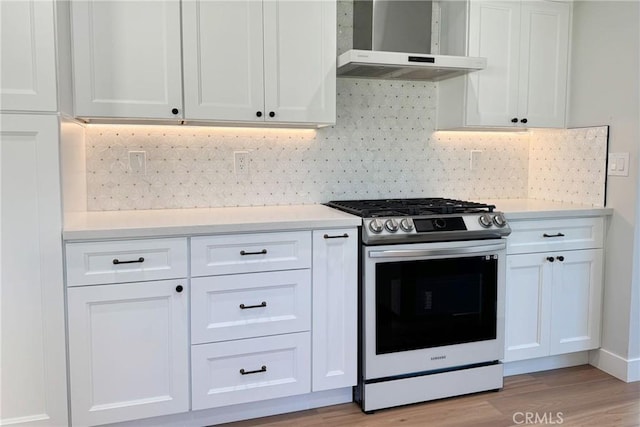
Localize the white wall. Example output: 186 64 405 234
568 0 640 381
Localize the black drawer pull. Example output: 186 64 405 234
324 233 349 239
113 257 144 265
543 233 565 238
240 249 267 256
240 365 267 375
239 301 267 310
546 256 555 262
556 255 565 262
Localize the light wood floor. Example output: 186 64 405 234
222 366 639 427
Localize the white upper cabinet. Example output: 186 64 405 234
73 0 336 126
438 0 571 129
262 0 336 125
0 0 57 111
182 0 336 125
182 0 264 122
71 0 183 120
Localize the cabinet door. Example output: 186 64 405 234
263 0 336 125
517 1 570 128
550 249 603 355
1 115 68 426
71 0 183 119
182 0 265 121
311 229 357 391
466 1 521 127
0 0 57 112
67 280 189 426
504 253 552 362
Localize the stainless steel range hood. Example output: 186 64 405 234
337 0 486 81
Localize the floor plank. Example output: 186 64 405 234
220 366 640 427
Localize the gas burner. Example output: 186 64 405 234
325 198 510 245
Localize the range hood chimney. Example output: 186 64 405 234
337 0 486 81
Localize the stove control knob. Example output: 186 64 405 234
369 219 384 234
384 218 399 232
492 213 507 228
478 213 493 228
400 218 414 232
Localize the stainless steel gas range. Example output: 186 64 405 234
325 198 511 413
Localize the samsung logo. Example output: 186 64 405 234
431 355 447 361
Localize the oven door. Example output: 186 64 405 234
362 239 506 380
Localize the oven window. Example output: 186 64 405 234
375 255 497 354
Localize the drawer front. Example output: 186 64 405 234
191 270 311 344
66 238 188 286
191 231 311 276
191 332 311 410
507 217 604 254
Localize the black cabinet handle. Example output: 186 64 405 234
240 365 267 375
520 118 528 124
511 117 518 123
268 111 275 118
113 257 144 265
175 285 183 293
546 256 555 262
324 233 349 239
556 256 565 262
240 249 267 256
239 301 267 310
171 108 179 115
256 111 263 117
543 233 565 238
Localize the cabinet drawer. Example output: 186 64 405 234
191 332 311 410
66 238 188 286
191 270 311 344
507 217 604 254
191 231 311 276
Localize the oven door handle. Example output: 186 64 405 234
368 243 506 259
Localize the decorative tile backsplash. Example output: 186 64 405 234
85 79 532 210
528 126 608 207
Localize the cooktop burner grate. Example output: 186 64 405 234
325 198 496 218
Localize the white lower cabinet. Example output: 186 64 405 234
191 332 311 410
1 114 68 426
191 269 311 344
311 229 358 391
65 227 358 424
504 217 605 363
67 279 189 426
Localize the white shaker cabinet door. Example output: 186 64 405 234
0 114 68 426
182 0 265 122
0 0 57 112
263 0 336 125
517 1 570 128
465 0 521 127
67 280 189 426
504 253 552 362
549 249 603 355
311 229 358 391
71 0 183 120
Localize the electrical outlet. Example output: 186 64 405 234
128 151 146 174
234 151 250 176
470 150 482 171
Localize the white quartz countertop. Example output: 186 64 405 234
484 198 613 220
64 199 613 241
63 204 361 241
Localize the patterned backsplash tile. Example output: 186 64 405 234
528 126 608 207
85 79 532 210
